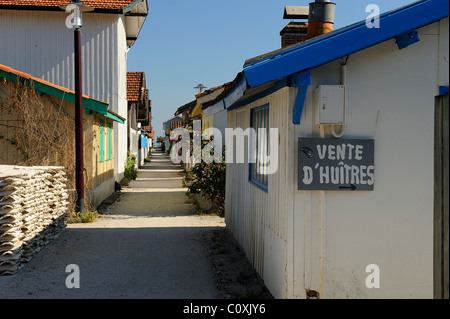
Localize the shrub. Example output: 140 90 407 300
124 151 137 180
66 210 98 224
188 143 226 216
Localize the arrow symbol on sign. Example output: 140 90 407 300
339 184 357 191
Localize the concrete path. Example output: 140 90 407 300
0 150 225 299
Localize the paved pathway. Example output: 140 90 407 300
0 149 224 299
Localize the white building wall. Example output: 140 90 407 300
213 109 228 145
315 21 441 299
129 128 139 157
115 14 128 181
0 9 128 181
296 21 444 299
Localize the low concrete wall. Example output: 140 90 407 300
85 177 115 210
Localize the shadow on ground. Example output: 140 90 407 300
0 225 221 299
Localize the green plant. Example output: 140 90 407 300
157 136 165 152
156 136 165 144
115 181 122 191
124 151 137 180
188 143 226 216
66 210 99 224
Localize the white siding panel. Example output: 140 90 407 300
226 87 293 298
0 10 120 113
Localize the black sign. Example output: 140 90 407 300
298 138 375 191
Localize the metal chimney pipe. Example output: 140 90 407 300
307 0 336 38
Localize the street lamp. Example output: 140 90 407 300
60 1 94 213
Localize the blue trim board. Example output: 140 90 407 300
243 0 449 87
289 71 311 124
439 86 449 95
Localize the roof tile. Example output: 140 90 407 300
127 71 146 102
0 0 135 10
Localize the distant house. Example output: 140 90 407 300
212 0 449 298
127 71 151 166
0 0 149 182
174 81 240 147
162 116 183 152
174 100 197 128
0 64 125 209
139 96 154 144
200 72 244 145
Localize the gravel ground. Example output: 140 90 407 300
203 227 273 299
0 151 272 300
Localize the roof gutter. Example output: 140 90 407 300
122 0 147 15
122 0 148 47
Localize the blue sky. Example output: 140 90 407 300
127 0 415 138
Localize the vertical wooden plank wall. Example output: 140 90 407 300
225 87 293 297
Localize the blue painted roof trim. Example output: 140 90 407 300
243 0 449 87
289 71 311 125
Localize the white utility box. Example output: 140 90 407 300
313 85 346 125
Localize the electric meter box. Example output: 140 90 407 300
313 85 346 125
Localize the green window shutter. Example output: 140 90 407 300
100 119 104 162
108 122 112 160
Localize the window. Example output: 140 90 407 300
249 104 269 191
99 119 105 162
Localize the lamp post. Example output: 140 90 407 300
60 1 94 213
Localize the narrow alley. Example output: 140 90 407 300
0 150 225 299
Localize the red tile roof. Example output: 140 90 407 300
0 0 135 10
127 71 146 103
